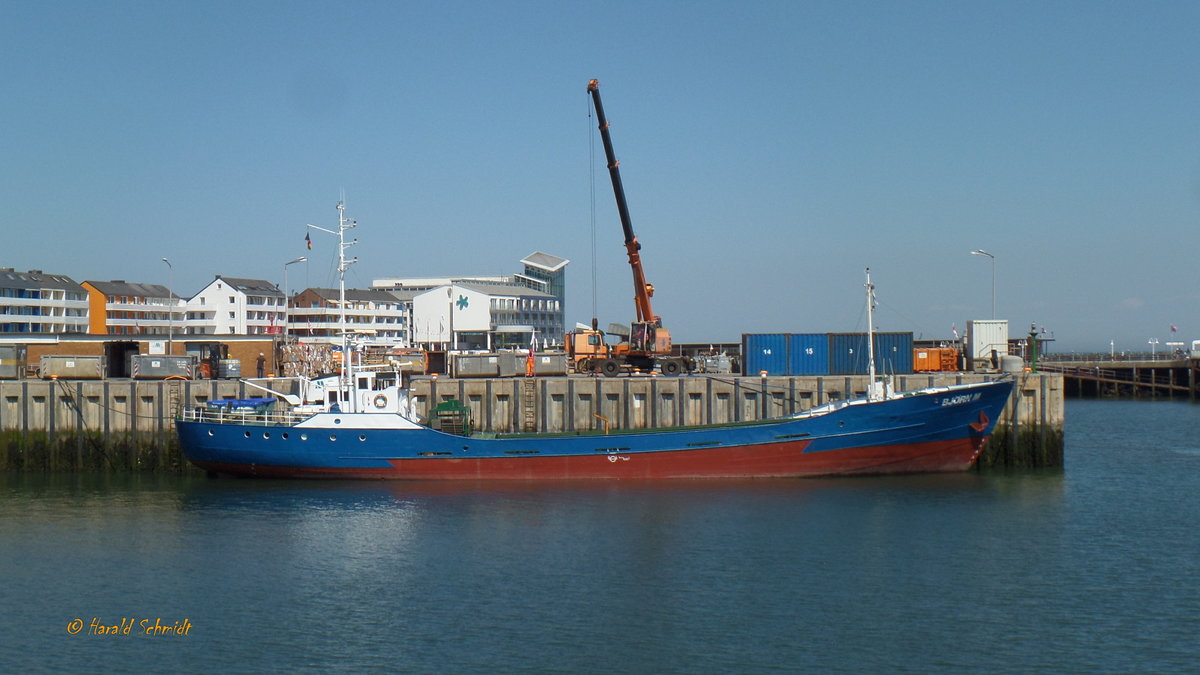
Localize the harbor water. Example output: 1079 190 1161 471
1 399 1196 673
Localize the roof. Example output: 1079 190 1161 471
216 276 283 296
84 280 174 299
303 288 405 304
520 251 569 272
0 269 83 292
385 289 421 302
457 281 555 298
411 282 554 301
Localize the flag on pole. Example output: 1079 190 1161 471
305 232 312 250
1171 325 1178 333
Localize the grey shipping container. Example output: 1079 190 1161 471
497 352 521 377
39 355 105 379
217 359 241 379
829 332 914 375
452 354 501 378
531 352 567 376
0 344 26 379
129 354 197 379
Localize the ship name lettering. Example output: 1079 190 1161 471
940 393 981 407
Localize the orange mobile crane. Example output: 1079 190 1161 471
567 79 693 377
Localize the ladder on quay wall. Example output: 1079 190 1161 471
522 379 538 432
165 379 184 425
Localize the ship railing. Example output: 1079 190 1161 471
178 406 312 426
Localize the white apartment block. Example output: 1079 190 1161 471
185 276 285 335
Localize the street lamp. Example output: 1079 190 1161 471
446 285 456 352
970 249 996 320
1148 338 1160 359
282 256 307 339
161 257 173 354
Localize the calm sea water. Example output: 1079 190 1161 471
1 399 1197 673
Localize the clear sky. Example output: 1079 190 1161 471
3 0 1197 353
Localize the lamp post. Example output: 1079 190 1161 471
447 285 456 352
283 256 307 339
161 257 173 354
970 249 996 319
1148 338 1159 359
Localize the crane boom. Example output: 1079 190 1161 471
587 79 658 327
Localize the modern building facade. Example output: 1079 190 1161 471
375 251 568 349
0 268 88 334
515 252 567 318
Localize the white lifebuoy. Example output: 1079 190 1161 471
373 394 388 409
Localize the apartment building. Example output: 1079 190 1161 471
287 288 409 344
185 276 285 335
81 280 182 336
0 268 88 334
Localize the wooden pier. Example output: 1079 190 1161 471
1040 359 1200 400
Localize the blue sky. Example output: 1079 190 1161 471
3 0 1197 353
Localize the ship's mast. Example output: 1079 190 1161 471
865 267 877 398
308 201 358 410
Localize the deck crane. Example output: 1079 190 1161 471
567 79 692 377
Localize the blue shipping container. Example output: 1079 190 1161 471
788 333 831 375
828 333 869 375
743 334 788 375
828 332 914 375
873 333 914 375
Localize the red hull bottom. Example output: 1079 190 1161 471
191 436 990 480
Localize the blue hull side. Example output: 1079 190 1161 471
177 380 1013 479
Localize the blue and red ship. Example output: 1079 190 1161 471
175 378 1013 480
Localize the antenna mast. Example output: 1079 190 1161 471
865 268 877 395
307 201 358 410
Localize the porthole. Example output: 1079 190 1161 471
334 418 342 425
244 431 251 438
281 433 289 440
263 432 270 440
300 433 308 441
329 434 337 441
358 434 367 442
207 430 214 437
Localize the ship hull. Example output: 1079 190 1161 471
177 380 1013 480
